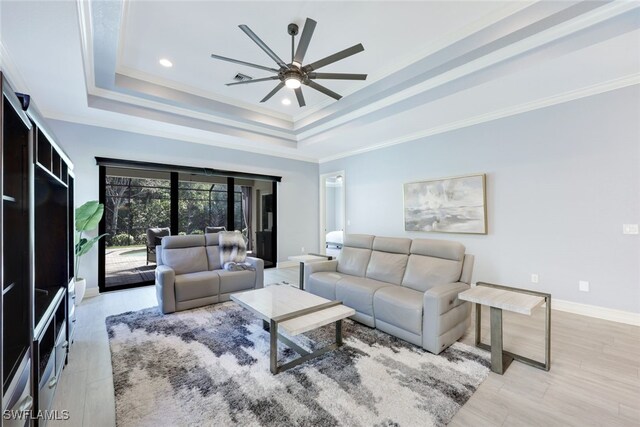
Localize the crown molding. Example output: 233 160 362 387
115 65 294 122
41 109 319 164
89 85 297 143
300 1 640 145
0 40 32 94
319 74 640 164
76 0 94 94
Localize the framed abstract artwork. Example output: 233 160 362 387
404 174 487 234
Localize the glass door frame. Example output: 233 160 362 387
97 158 279 293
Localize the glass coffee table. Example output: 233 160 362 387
231 286 355 374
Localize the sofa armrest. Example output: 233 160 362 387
303 260 338 284
424 282 470 315
156 245 164 265
155 265 176 314
245 257 264 289
423 282 472 354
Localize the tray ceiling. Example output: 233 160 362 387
0 1 638 162
117 1 505 117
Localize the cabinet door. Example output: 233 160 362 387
2 78 33 397
3 360 32 427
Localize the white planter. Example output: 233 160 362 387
75 278 87 305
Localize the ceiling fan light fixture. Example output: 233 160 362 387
211 17 366 106
284 75 302 89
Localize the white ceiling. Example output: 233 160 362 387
117 1 505 117
1 1 638 163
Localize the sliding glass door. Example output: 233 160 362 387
98 162 278 292
178 177 228 235
103 168 171 288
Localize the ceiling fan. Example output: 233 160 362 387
210 18 367 107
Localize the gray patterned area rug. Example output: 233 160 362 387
106 302 490 427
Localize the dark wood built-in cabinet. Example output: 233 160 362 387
1 73 33 427
1 72 75 426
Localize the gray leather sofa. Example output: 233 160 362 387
155 234 264 314
304 234 474 354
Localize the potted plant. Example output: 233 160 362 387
74 201 107 304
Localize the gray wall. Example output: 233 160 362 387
321 87 640 313
49 120 319 292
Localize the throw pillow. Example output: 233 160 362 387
219 231 247 265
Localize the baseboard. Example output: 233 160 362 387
276 261 298 269
552 299 640 326
84 287 100 299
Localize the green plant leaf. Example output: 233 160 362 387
76 233 108 257
75 201 105 232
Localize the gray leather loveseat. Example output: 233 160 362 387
155 234 264 314
304 234 474 354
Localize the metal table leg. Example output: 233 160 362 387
267 304 345 375
490 307 512 374
299 261 305 290
270 319 278 374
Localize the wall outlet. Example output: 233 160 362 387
301 247 305 253
623 224 639 235
347 219 351 226
531 274 539 284
579 280 590 292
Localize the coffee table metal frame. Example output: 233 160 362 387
288 253 333 290
473 282 551 374
262 300 344 374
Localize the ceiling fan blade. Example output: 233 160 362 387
303 43 364 72
210 54 279 73
260 82 285 103
306 80 342 100
294 87 306 107
308 72 367 80
239 24 288 68
293 18 317 66
226 76 280 86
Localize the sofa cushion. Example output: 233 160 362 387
206 246 222 271
205 232 221 246
372 236 411 254
174 271 219 302
162 235 206 249
217 270 256 294
374 286 423 335
337 247 371 277
161 247 208 275
366 251 409 285
402 255 462 292
343 234 375 249
336 276 393 317
410 239 465 261
307 272 345 300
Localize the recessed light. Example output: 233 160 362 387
281 98 291 106
159 58 173 68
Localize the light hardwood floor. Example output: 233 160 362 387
50 267 639 426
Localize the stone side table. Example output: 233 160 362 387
459 282 551 374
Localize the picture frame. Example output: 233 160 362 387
403 173 487 234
